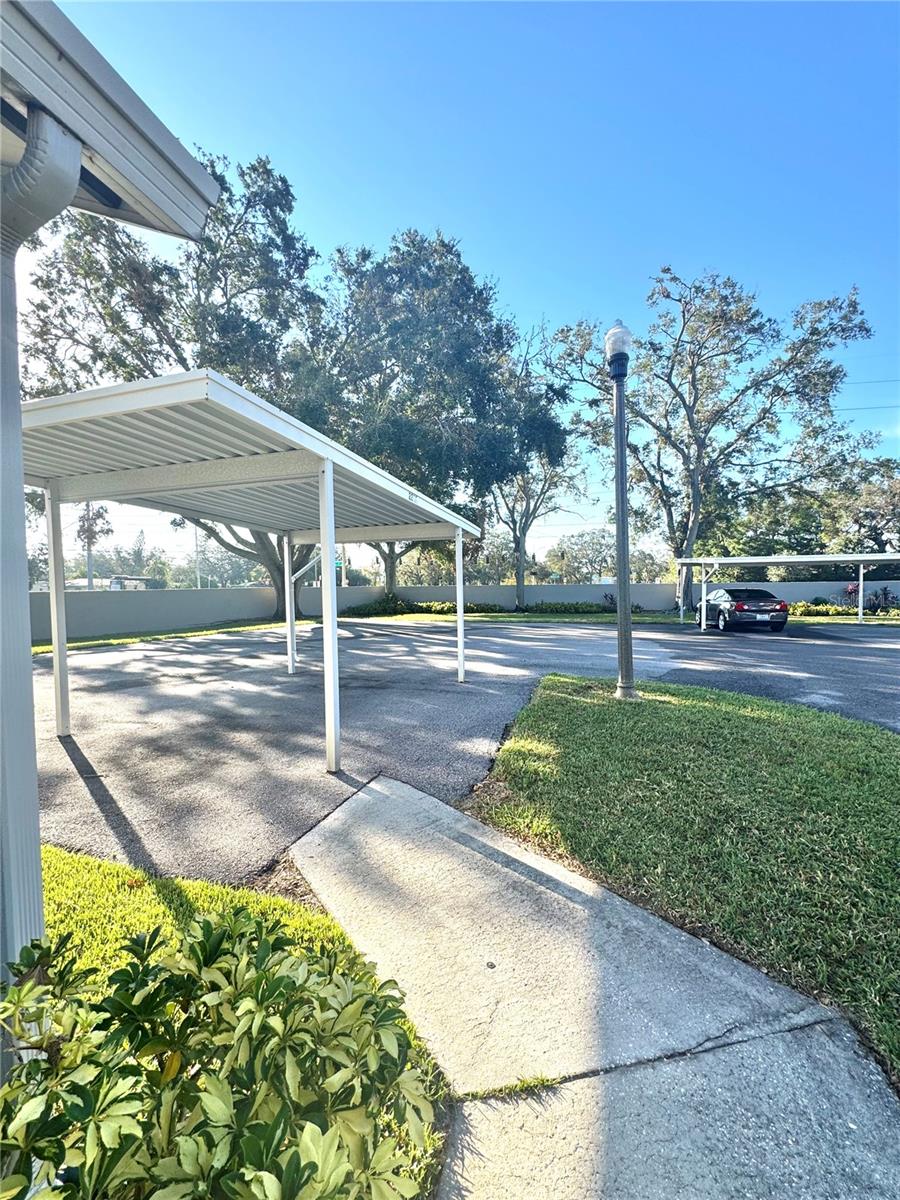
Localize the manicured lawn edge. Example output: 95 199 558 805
473 676 900 1085
341 612 684 625
30 617 304 655
39 845 449 1193
31 612 899 655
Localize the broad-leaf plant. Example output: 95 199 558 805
0 909 433 1199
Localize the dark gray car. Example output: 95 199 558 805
695 586 789 632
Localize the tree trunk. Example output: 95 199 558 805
675 535 698 611
385 544 398 594
514 536 526 610
250 532 314 620
372 542 400 594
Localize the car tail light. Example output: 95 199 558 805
734 602 749 611
775 600 788 611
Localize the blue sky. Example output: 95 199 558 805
50 1 900 558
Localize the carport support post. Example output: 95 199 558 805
283 535 296 675
857 562 865 625
455 526 465 682
46 481 70 735
319 460 341 772
700 567 708 631
1 108 80 1051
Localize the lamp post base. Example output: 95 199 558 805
615 683 641 701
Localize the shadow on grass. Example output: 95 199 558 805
58 734 198 926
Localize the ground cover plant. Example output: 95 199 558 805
0 848 442 1199
476 677 900 1081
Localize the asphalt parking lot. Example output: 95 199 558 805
33 619 899 883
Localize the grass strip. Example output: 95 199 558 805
343 612 683 625
31 612 898 655
30 617 304 656
40 845 447 1190
476 676 900 1082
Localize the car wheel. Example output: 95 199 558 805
695 609 701 626
771 621 786 632
717 610 728 632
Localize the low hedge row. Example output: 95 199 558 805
340 595 663 618
416 600 506 614
789 601 900 617
341 595 505 617
523 600 646 615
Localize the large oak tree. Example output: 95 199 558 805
294 233 570 590
550 267 875 604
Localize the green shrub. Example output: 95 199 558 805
789 602 850 616
523 600 646 615
0 909 432 1200
414 600 506 615
525 600 613 614
789 601 900 617
341 594 418 618
342 595 507 617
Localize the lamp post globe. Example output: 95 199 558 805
605 320 639 701
604 319 633 369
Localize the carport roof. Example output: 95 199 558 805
676 553 900 567
22 369 480 542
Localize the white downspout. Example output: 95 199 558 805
1 107 81 1015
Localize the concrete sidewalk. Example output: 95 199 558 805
291 778 900 1199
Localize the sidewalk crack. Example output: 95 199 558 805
561 1010 841 1085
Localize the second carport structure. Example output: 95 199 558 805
22 368 479 772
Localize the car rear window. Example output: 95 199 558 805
725 588 776 599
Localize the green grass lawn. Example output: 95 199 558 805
30 617 306 656
344 611 684 625
30 611 899 655
40 845 446 1191
476 676 900 1082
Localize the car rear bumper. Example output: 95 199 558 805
731 612 788 625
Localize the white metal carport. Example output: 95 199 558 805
23 369 480 772
676 553 900 629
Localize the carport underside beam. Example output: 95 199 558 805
24 368 479 780
289 520 470 685
38 509 471 779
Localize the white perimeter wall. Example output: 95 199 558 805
296 585 384 617
30 586 277 641
400 579 900 609
30 578 900 640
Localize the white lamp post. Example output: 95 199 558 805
605 320 639 701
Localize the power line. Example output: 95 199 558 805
824 403 898 412
839 378 900 386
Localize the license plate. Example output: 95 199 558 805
756 613 770 622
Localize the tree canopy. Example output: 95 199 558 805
550 267 877 601
23 164 570 609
